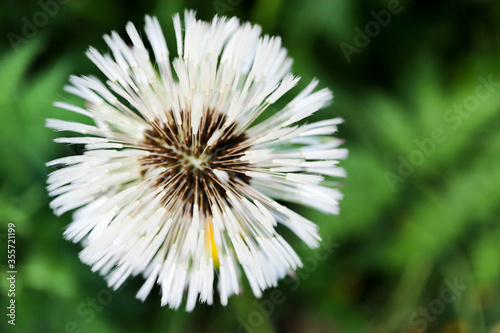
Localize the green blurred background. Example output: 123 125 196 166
1 0 500 332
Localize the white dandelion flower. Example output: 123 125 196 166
47 11 347 310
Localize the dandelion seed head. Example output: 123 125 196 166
46 11 347 310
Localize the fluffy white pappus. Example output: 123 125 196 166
46 10 347 311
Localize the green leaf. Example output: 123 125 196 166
0 39 42 106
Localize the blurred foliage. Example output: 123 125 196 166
1 0 500 332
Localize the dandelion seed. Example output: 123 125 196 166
47 11 347 310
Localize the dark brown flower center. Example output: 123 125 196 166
139 109 251 214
